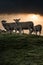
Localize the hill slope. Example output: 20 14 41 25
0 34 43 65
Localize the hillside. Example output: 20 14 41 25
0 34 43 65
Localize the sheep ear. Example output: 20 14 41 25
13 19 20 21
18 19 20 21
1 20 6 22
13 19 16 21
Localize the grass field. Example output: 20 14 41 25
0 33 43 65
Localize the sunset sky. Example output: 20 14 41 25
0 0 43 35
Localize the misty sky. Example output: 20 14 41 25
0 0 43 15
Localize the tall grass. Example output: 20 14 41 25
0 34 43 65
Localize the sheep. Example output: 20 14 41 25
1 20 16 34
32 25 42 35
14 19 34 34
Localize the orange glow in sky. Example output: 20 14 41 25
0 13 43 26
25 14 42 25
30 14 39 21
0 13 43 35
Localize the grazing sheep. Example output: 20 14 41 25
14 19 34 34
32 25 42 35
1 20 16 34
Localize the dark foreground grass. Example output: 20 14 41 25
0 33 43 65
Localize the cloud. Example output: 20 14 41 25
0 0 43 15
